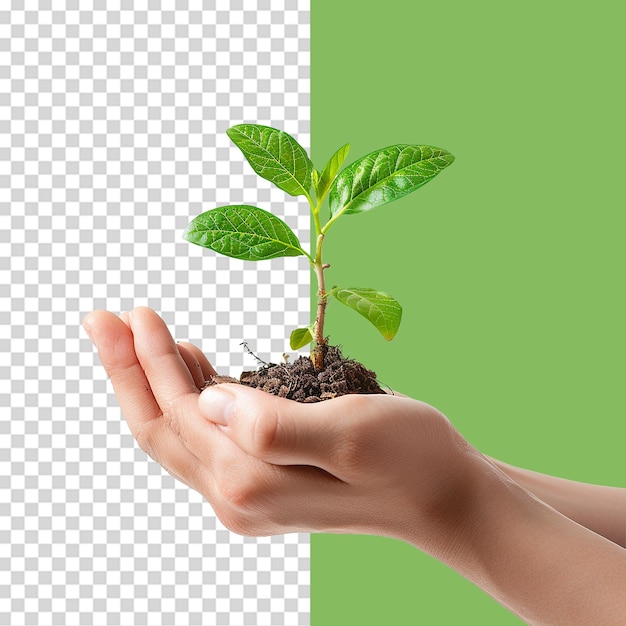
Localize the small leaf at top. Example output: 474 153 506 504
184 205 306 261
328 145 454 219
227 124 314 197
311 168 320 191
329 287 402 341
315 143 351 202
290 327 313 350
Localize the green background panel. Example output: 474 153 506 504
311 1 624 624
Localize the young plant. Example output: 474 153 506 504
184 124 454 370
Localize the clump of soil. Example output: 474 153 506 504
205 345 385 403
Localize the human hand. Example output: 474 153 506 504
82 307 479 548
197 380 478 548
83 307 223 492
83 308 626 625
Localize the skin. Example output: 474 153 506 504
489 458 626 549
83 307 626 625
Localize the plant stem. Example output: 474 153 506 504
311 233 328 370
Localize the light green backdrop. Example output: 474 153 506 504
311 1 624 623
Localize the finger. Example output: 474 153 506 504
177 343 207 389
123 308 216 386
83 310 212 495
125 308 226 469
211 460 351 536
198 383 405 478
127 307 199 410
83 310 163 430
177 341 217 381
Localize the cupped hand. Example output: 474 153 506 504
83 307 219 492
83 307 477 546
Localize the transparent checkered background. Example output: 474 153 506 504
1 2 310 625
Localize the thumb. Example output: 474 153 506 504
198 383 346 470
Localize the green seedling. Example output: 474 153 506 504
184 124 454 370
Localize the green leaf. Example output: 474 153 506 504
329 287 402 340
312 168 320 191
227 124 314 197
184 205 306 261
290 327 314 350
328 145 454 219
315 143 351 202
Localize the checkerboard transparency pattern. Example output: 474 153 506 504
1 3 311 625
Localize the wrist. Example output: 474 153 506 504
397 445 530 565
403 453 626 624
394 433 495 560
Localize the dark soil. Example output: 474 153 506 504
204 345 385 403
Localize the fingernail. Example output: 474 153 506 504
199 386 235 426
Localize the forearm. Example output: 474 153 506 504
404 455 626 625
488 457 626 548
